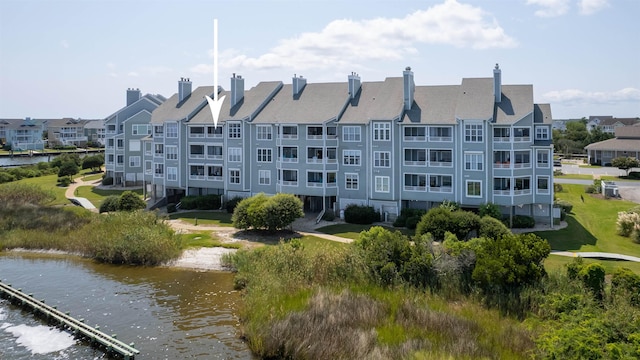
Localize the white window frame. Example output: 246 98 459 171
343 150 361 166
345 173 359 190
129 140 141 152
373 122 391 141
229 169 241 184
228 147 242 162
145 160 152 175
228 122 242 139
464 152 484 171
154 163 164 178
535 126 549 141
257 148 272 163
466 180 482 198
374 151 391 168
188 126 205 138
258 170 271 185
429 174 453 193
536 149 550 168
375 176 390 193
128 156 140 167
165 123 178 138
464 123 483 142
166 167 177 181
256 125 272 140
165 145 178 160
342 126 361 142
537 176 550 195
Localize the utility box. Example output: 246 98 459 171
601 180 619 198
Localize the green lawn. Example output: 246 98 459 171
75 186 143 207
316 223 414 240
545 254 640 275
554 174 594 180
168 211 234 227
15 174 68 205
299 234 347 251
81 172 104 182
534 184 640 257
180 232 241 249
600 175 640 182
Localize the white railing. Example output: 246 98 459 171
404 160 426 166
189 133 205 138
514 136 531 142
279 157 298 163
513 162 531 169
404 135 425 141
279 134 298 140
429 186 453 193
429 136 452 142
514 189 531 196
189 154 205 159
493 137 510 142
494 163 511 169
206 133 223 139
429 161 452 167
404 185 426 191
307 158 323 164
281 181 298 186
493 190 510 196
307 135 322 140
327 182 337 188
189 174 206 180
208 176 223 182
316 209 325 224
307 182 324 188
207 154 223 160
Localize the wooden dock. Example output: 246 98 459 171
0 280 139 359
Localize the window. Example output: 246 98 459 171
429 126 452 141
307 126 323 139
375 176 390 193
228 148 242 162
515 177 531 194
327 172 336 187
208 166 223 179
429 150 452 166
129 156 140 167
343 150 361 166
494 177 511 194
154 125 163 136
404 149 426 166
229 169 240 184
307 171 323 186
493 127 510 141
537 176 550 194
373 122 391 141
259 170 270 185
190 165 205 179
257 125 272 140
228 123 241 139
166 123 178 138
536 150 550 167
345 173 358 190
154 163 164 177
117 139 124 149
464 152 483 171
281 126 297 139
326 126 337 138
514 151 531 168
326 148 337 163
132 124 151 136
429 175 453 192
128 139 140 151
404 174 426 191
280 147 298 162
106 154 114 164
374 151 390 167
189 144 205 159
404 127 425 141
167 167 177 181
154 144 164 156
116 155 124 165
207 145 222 160
465 123 483 142
207 126 223 138
281 170 298 185
107 139 114 148
343 126 361 142
514 127 530 141
161 146 174 160
189 126 205 138
145 161 152 174
307 147 323 163
257 148 272 162
466 180 482 197
535 126 550 140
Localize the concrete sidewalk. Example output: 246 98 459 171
64 177 101 211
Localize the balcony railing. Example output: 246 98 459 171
493 136 510 142
307 182 324 187
279 157 298 163
404 185 426 191
404 135 426 141
513 162 531 169
207 154 223 160
429 161 452 167
514 189 532 196
208 175 223 182
404 160 426 166
280 180 298 186
429 136 452 142
429 186 452 193
513 136 531 142
189 154 205 159
189 174 206 180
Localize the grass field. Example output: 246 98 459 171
168 211 234 227
15 174 69 205
544 254 640 275
554 174 594 180
75 186 143 207
180 232 241 249
81 172 104 182
535 183 640 257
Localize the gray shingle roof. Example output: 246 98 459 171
402 85 459 124
600 117 640 126
584 138 640 152
0 118 45 130
494 85 533 124
455 78 494 120
615 125 640 138
253 82 350 124
340 77 404 124
534 103 552 124
151 86 215 124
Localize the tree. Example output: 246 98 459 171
416 208 480 241
82 155 104 172
472 233 550 291
57 161 79 181
117 191 146 211
232 193 303 231
611 156 640 176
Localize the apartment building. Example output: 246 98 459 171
145 65 553 222
46 118 92 148
0 117 45 150
104 88 166 186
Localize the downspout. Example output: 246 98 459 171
366 122 371 205
322 121 327 213
397 120 401 212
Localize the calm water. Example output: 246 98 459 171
0 252 254 359
0 155 55 167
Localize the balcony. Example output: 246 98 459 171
189 174 206 181
208 175 223 182
280 180 298 186
307 181 324 188
404 185 426 191
429 186 452 193
428 136 452 142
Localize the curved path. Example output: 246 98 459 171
64 176 100 211
551 251 640 262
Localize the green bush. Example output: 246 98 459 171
166 203 177 213
579 263 605 301
81 154 104 171
344 204 380 225
553 183 563 193
479 202 502 220
102 176 114 185
57 177 71 187
0 171 17 184
584 185 598 194
611 267 640 306
118 191 146 211
99 196 120 213
554 200 573 214
511 215 535 228
393 208 426 228
0 183 55 207
416 208 481 241
232 193 303 231
478 216 511 240
225 196 243 213
180 194 221 210
321 209 335 221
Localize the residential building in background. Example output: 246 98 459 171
104 88 166 186
585 124 640 165
144 64 554 223
0 117 45 150
46 118 92 148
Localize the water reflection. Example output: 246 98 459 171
0 252 253 359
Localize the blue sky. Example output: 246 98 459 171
1 0 638 119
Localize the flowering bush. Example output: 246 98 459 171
616 211 640 237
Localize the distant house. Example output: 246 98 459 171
46 118 92 148
84 120 106 146
585 125 640 165
597 117 640 134
0 117 45 150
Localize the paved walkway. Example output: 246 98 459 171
64 176 101 211
551 251 640 262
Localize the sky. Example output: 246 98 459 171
1 0 638 120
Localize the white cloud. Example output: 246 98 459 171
60 40 69 49
578 0 610 15
526 0 571 17
192 0 516 73
106 62 116 70
542 87 640 105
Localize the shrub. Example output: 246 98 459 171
393 208 426 228
616 211 640 237
99 196 120 213
627 171 640 180
554 200 573 214
579 263 606 301
0 183 55 206
584 185 598 194
0 171 16 184
405 215 421 230
118 191 147 211
102 176 114 185
439 200 460 211
565 256 584 280
57 161 79 179
232 193 303 231
166 203 177 213
225 196 243 213
479 216 511 240
553 183 563 193
416 208 481 241
321 209 335 221
344 204 380 225
611 267 640 306
479 202 502 220
511 215 535 229
180 194 221 210
57 177 71 187
81 154 104 171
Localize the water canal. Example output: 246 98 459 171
0 252 254 359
